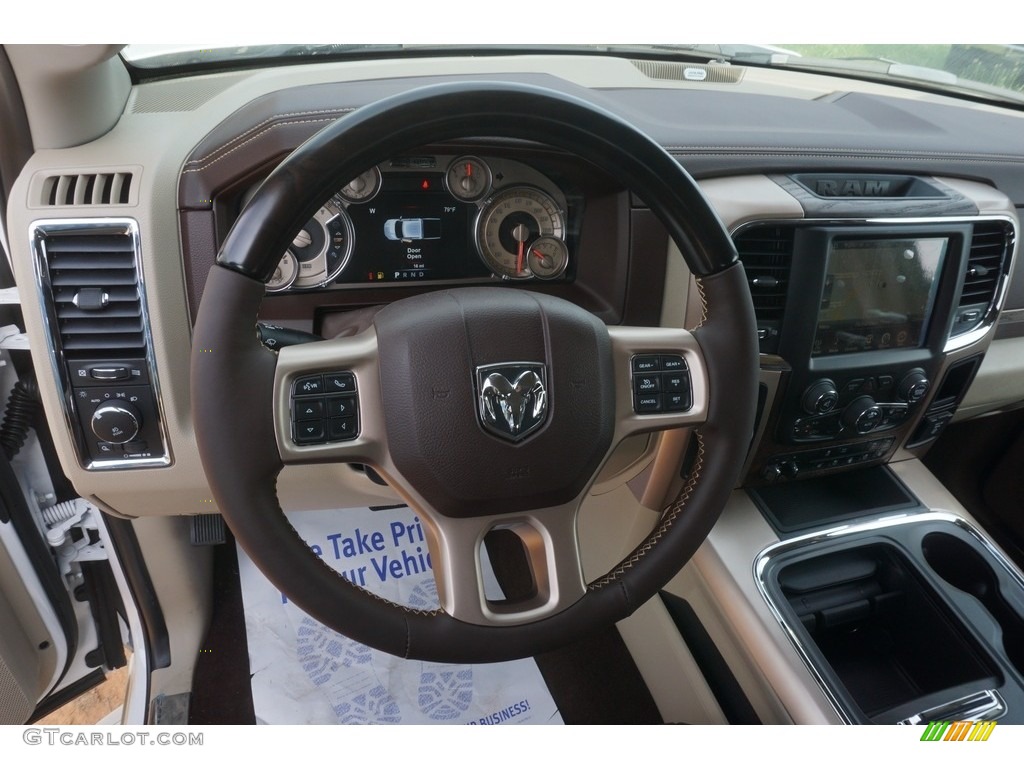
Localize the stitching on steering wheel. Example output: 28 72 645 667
586 430 706 589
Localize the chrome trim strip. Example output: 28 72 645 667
29 218 171 470
753 510 1024 724
730 214 1018 356
899 689 1006 726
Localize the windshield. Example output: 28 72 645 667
122 44 1024 107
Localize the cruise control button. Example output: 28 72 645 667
665 392 691 411
293 398 324 420
661 355 686 371
635 395 662 413
295 375 324 396
633 374 661 394
663 372 689 392
324 372 356 393
294 420 326 444
631 356 660 373
328 417 358 441
325 395 357 418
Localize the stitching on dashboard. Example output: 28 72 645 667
182 117 343 174
185 107 357 166
588 431 706 590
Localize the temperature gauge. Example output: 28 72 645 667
446 156 491 202
339 166 382 203
266 252 298 292
527 236 569 279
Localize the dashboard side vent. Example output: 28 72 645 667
733 224 795 354
952 220 1013 336
29 169 140 208
45 233 146 357
30 219 169 470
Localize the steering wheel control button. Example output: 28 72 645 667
324 372 357 393
663 372 689 393
295 375 324 395
631 354 692 413
294 420 326 444
633 374 661 394
635 395 662 413
327 417 358 441
291 372 360 445
665 392 692 412
631 356 660 373
325 395 357 418
294 399 324 420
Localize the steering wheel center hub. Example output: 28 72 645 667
374 287 615 519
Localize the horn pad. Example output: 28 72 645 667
374 287 615 519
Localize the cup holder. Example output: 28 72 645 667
922 532 1024 676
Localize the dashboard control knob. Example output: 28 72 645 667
762 463 783 482
801 378 839 414
898 369 930 403
843 396 883 434
779 460 800 479
91 400 141 444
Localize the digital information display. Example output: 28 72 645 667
812 237 947 357
343 173 490 284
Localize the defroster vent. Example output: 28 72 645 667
733 224 795 354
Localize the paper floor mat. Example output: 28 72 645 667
237 506 563 724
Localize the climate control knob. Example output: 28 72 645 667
91 400 141 444
898 369 930 403
843 396 883 434
801 378 839 414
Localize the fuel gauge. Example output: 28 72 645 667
527 236 569 279
446 156 492 202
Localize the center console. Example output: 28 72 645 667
736 200 1014 485
654 174 1024 725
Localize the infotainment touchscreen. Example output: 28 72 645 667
812 237 947 357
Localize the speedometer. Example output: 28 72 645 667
475 186 565 279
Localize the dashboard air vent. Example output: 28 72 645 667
952 220 1013 336
733 224 795 354
30 219 170 470
40 228 145 358
37 172 134 207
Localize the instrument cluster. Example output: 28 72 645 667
265 153 574 292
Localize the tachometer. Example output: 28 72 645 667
475 186 565 279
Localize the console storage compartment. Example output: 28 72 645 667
760 517 1024 723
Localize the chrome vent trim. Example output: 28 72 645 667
29 168 141 208
630 59 743 84
30 218 170 470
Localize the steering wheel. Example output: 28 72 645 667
191 82 758 663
